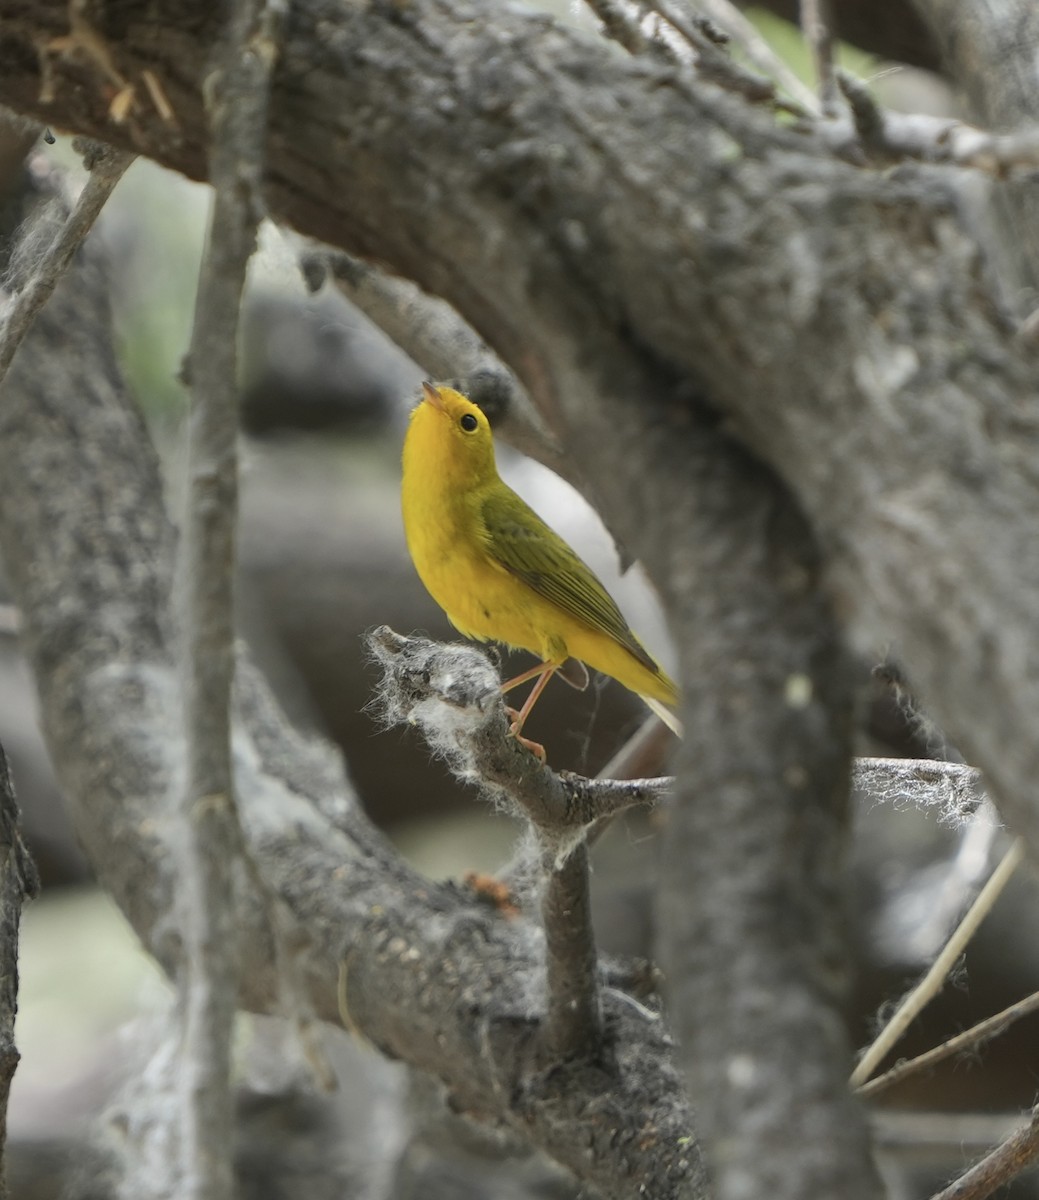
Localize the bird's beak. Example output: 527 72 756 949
421 381 447 412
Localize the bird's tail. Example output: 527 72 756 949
642 695 684 738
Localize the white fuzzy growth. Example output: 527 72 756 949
369 632 503 776
852 756 989 829
409 688 493 772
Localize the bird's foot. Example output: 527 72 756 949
504 706 547 762
512 730 547 762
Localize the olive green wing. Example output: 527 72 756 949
479 487 658 672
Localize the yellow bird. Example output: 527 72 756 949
401 382 680 755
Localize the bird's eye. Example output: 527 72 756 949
460 413 478 432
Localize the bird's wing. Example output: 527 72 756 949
479 487 659 673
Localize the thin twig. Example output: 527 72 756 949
850 838 1024 1088
695 0 820 112
177 0 285 1195
858 987 1039 1100
584 715 675 851
799 0 839 118
302 248 565 473
535 710 677 1058
598 713 675 783
835 70 1039 173
871 1110 1026 1153
928 1102 1039 1200
915 802 1003 961
644 0 785 106
603 0 811 115
0 140 133 386
541 843 603 1059
582 0 649 56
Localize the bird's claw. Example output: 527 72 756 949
503 705 547 760
509 724 547 762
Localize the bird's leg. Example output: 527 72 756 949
500 661 551 694
502 664 559 760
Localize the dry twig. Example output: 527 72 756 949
928 1102 1039 1200
582 0 650 56
858 988 1039 1100
301 248 565 473
836 69 1039 172
176 0 285 1194
695 0 819 111
0 138 132 385
850 838 1024 1088
644 0 785 106
800 0 839 117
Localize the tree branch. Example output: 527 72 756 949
857 987 1039 1101
0 161 708 1200
800 0 839 117
369 626 674 1065
928 1102 1039 1200
301 249 566 474
693 0 821 112
175 1 285 1195
369 628 670 839
909 0 1039 307
4 2 1039 1195
0 135 132 383
850 757 986 821
0 741 39 1200
835 69 1039 172
2 1 1036 877
850 838 1024 1088
541 843 602 1060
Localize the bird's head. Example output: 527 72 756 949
410 382 498 486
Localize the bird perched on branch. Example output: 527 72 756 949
401 381 680 758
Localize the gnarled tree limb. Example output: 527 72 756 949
1 1 1036 862
2 2 1038 1196
0 155 708 1200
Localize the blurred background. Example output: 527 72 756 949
4 6 1039 1199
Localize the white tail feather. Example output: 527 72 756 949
642 696 684 738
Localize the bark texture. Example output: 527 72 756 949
0 158 709 1200
0 742 38 1200
1 1 1038 1197
1 2 1036 855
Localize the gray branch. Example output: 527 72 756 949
909 0 1039 306
368 627 670 842
0 163 707 1200
369 626 672 1065
3 2 1039 1196
301 249 567 475
0 136 132 384
174 1 286 1196
0 741 39 1200
2 0 1032 866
